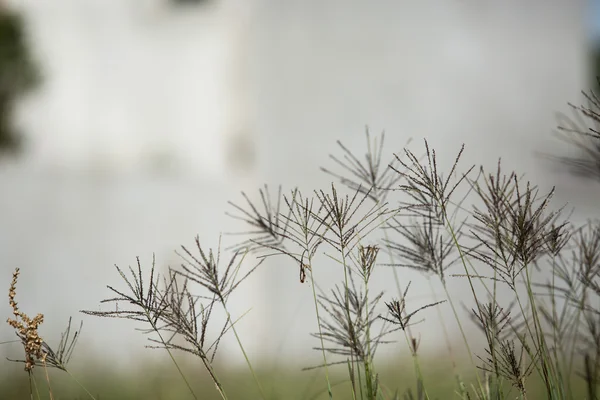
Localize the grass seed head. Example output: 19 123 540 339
6 268 47 372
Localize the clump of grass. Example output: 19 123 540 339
80 243 266 400
5 268 91 400
10 83 600 400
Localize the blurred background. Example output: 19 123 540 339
0 0 598 393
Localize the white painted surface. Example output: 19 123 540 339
0 0 595 370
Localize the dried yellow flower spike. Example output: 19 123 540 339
6 268 46 372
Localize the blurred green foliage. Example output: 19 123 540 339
0 353 590 399
0 10 40 156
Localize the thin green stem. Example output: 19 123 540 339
340 243 362 393
41 361 54 400
58 367 97 400
348 359 358 400
524 265 561 398
220 301 267 400
143 310 207 400
308 266 334 400
549 255 572 399
379 214 429 400
362 274 376 400
442 211 485 393
428 276 457 371
512 287 545 381
566 287 587 393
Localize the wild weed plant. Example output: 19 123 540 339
5 85 600 399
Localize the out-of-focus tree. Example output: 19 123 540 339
0 8 40 156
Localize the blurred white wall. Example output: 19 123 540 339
13 0 255 177
250 0 594 366
0 0 263 369
0 0 595 371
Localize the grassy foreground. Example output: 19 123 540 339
4 84 600 399
0 353 589 399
